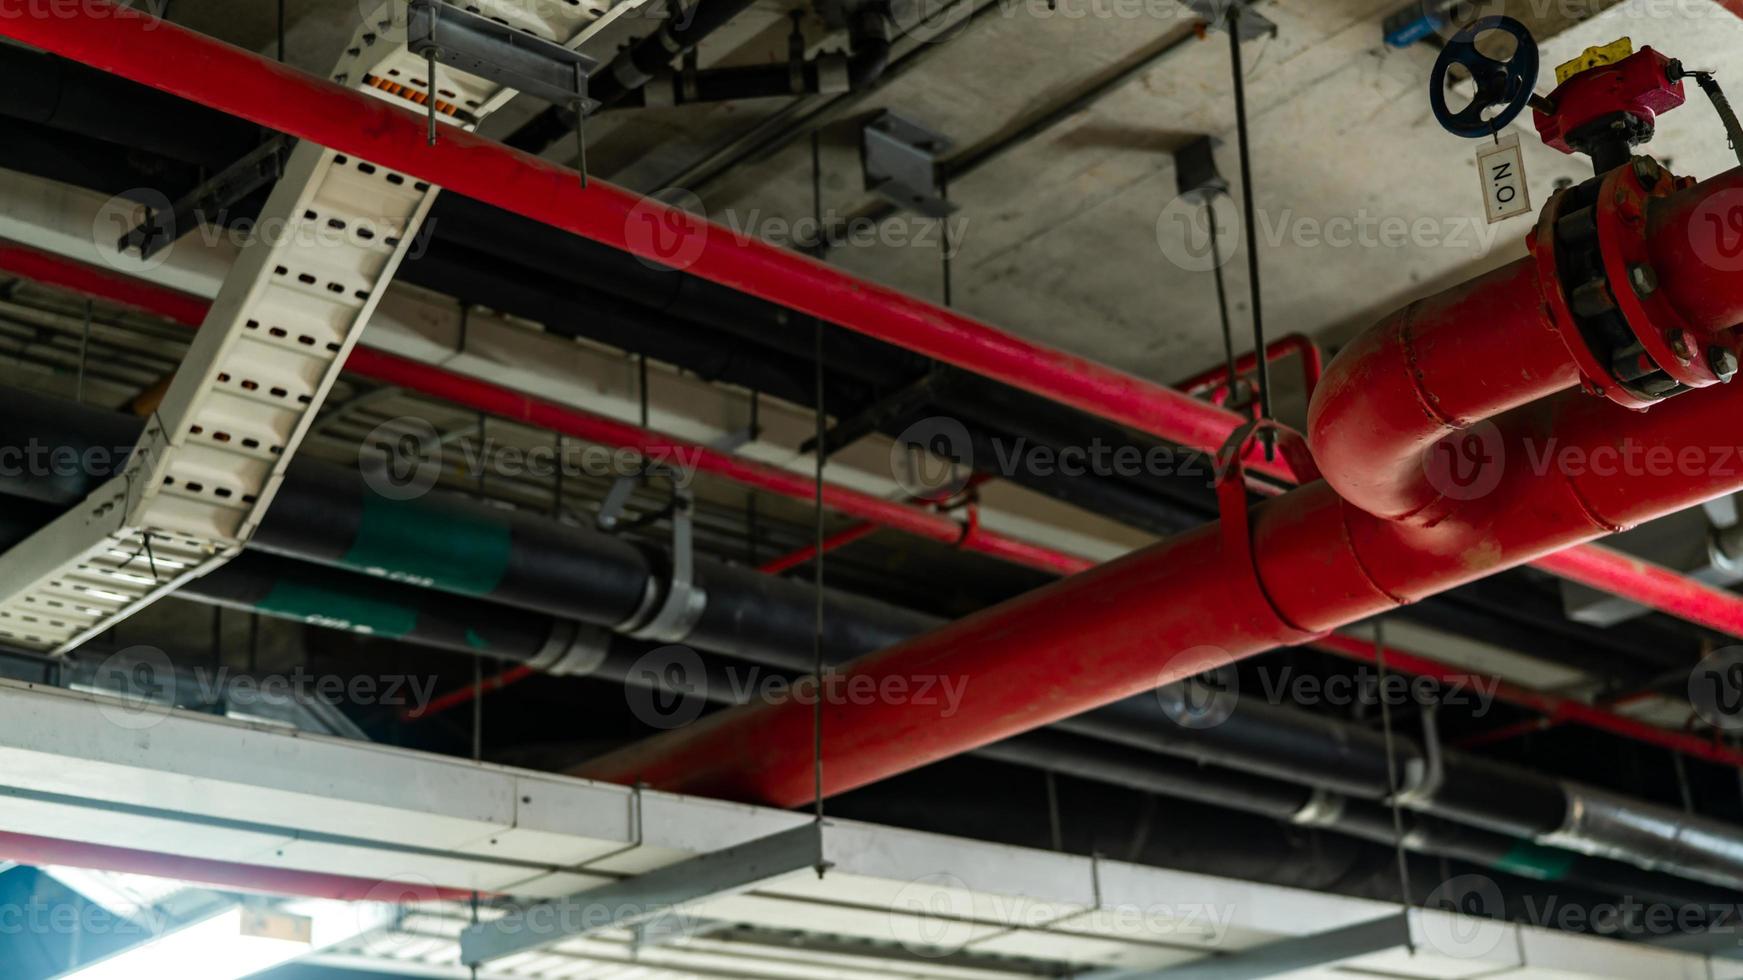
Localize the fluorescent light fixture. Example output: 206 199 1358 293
57 906 312 980
42 866 187 919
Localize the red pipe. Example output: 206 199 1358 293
0 244 1719 768
572 168 1743 806
0 10 1731 637
19 238 1743 649
1531 545 1743 639
11 225 1724 768
402 663 537 722
1306 257 1581 523
0 831 482 901
0 242 1092 577
1178 333 1324 400
9 244 1740 780
759 523 882 575
1310 633 1743 768
1 4 1740 770
0 1 1294 485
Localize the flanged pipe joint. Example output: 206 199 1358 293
1533 156 1743 408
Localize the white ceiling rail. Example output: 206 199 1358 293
458 823 827 965
1088 913 1411 979
0 680 1735 979
0 0 620 653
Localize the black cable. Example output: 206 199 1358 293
1694 72 1743 168
810 130 827 862
1374 619 1417 938
1206 199 1239 407
472 653 483 761
1226 7 1270 448
76 300 91 403
939 175 953 307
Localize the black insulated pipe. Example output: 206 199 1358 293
1058 688 1743 892
0 45 260 169
983 731 1741 912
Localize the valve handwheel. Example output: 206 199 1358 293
1430 16 1540 138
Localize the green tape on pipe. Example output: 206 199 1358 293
1493 840 1577 881
343 494 513 595
257 580 418 639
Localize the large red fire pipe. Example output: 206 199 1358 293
574 167 1743 805
16 246 1741 774
1 7 1737 640
0 0 1293 483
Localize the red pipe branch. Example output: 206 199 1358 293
0 0 1294 485
1309 168 1743 527
1310 633 1743 768
574 168 1743 805
1532 545 1743 640
1178 333 1324 401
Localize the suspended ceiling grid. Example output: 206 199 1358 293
0 679 1735 979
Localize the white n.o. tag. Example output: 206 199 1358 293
1477 132 1532 223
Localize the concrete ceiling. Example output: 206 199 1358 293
163 0 1743 407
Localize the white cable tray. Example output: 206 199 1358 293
0 0 628 651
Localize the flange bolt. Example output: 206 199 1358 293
1711 347 1739 383
1628 264 1658 296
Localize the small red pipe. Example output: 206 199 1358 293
1310 633 1743 767
0 1 1294 484
0 243 1091 577
1455 689 1662 749
1531 535 1743 639
1177 333 1324 401
401 663 537 722
0 831 483 901
758 523 881 575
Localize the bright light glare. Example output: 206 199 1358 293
42 866 186 919
58 906 310 980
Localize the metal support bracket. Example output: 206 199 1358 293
1184 0 1277 40
800 366 949 458
1095 913 1411 979
119 136 290 260
1393 702 1446 808
458 822 828 966
597 425 753 531
861 111 957 219
407 0 600 109
1212 418 1324 644
614 474 706 642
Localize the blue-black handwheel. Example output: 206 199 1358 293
1429 16 1540 138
